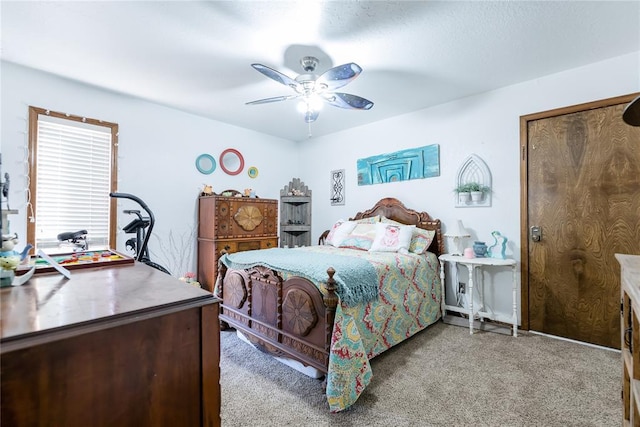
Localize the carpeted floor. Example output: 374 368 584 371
219 321 620 426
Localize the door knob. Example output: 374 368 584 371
530 226 542 242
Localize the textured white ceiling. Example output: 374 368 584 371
2 1 639 142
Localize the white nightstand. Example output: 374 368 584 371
439 254 518 336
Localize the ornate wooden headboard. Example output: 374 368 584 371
350 197 443 256
318 197 443 256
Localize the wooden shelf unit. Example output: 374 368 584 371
616 253 640 427
280 178 312 248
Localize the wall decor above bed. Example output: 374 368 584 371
357 144 440 186
330 169 345 206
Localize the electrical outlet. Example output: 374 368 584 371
458 282 466 294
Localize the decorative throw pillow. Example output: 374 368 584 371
369 222 415 253
338 223 378 250
354 215 381 224
325 220 357 247
380 216 403 226
409 228 436 254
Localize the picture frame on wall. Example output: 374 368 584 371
331 169 345 206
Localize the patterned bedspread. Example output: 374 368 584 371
273 246 442 412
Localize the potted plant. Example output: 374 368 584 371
465 182 491 202
453 183 472 203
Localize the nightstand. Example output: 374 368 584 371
439 254 518 336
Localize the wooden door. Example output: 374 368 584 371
521 94 640 349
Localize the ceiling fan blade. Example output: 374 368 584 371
246 94 300 105
316 63 362 91
305 109 320 123
251 63 301 90
323 92 374 110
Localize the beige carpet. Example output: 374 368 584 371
220 321 620 426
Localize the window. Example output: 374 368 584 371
27 107 118 253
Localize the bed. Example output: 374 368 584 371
214 197 443 412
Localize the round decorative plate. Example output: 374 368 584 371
195 154 216 174
248 166 258 179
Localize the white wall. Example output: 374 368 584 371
2 51 638 323
1 61 298 276
298 51 640 323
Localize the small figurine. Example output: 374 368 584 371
488 231 508 259
1 233 33 287
179 272 201 288
1 233 32 260
200 184 214 196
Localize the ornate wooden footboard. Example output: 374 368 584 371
216 262 338 373
215 197 443 374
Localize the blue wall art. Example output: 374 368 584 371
357 144 440 186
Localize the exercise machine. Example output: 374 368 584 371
110 192 170 275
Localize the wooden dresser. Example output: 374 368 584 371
616 253 640 427
1 262 221 427
198 195 278 291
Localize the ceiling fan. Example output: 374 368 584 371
246 56 374 123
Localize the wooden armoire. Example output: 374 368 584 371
197 194 278 292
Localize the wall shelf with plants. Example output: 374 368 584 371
454 154 492 208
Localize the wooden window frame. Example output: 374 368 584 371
27 106 119 251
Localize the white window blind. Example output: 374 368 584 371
35 115 112 252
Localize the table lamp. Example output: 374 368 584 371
444 220 470 256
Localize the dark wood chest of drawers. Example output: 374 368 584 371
1 263 220 427
197 195 278 291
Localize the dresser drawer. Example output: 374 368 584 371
218 238 278 254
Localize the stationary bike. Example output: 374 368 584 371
109 192 171 275
57 229 89 252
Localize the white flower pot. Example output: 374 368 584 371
471 191 484 202
458 192 471 204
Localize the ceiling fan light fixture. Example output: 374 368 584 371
296 100 308 114
297 94 323 114
300 56 319 72
247 55 373 124
308 94 324 111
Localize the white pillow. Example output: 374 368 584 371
369 222 415 253
325 220 357 247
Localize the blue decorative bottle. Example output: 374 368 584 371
473 241 488 258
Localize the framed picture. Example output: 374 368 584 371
331 169 345 206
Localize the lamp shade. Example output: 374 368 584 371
445 220 470 238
